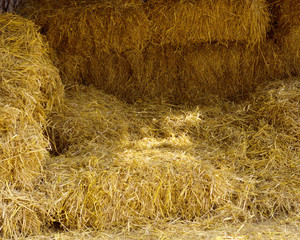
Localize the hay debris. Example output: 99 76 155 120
41 153 232 231
47 84 130 157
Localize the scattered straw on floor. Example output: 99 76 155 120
39 77 299 236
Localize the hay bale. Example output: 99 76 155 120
278 26 300 76
21 0 270 47
108 43 289 103
21 0 150 53
18 0 277 102
147 0 270 46
268 0 300 28
40 153 232 230
19 0 298 105
41 42 289 104
0 13 63 188
267 0 300 76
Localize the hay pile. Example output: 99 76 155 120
0 13 63 237
41 77 299 233
19 0 298 103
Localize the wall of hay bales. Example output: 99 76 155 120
19 0 300 103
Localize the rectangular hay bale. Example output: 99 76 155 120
147 0 271 46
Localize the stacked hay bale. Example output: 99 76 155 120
0 13 63 238
0 13 63 188
19 0 291 103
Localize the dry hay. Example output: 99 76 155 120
40 77 299 236
0 183 51 238
12 220 300 240
19 41 291 104
78 43 290 104
17 0 286 103
268 0 300 28
277 26 300 76
40 153 232 231
47 85 131 157
21 0 271 47
147 0 270 46
268 0 300 75
20 0 150 53
0 13 63 189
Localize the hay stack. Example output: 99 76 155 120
19 0 290 103
0 13 63 188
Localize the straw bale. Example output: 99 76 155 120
279 26 300 75
0 13 63 188
48 42 290 104
21 0 270 46
147 0 270 46
125 43 291 103
21 0 150 53
19 0 295 103
268 0 300 76
39 153 232 230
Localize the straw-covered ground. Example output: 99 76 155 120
15 219 300 240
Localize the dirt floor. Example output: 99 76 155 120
18 217 300 240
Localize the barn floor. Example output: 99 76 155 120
19 218 300 240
